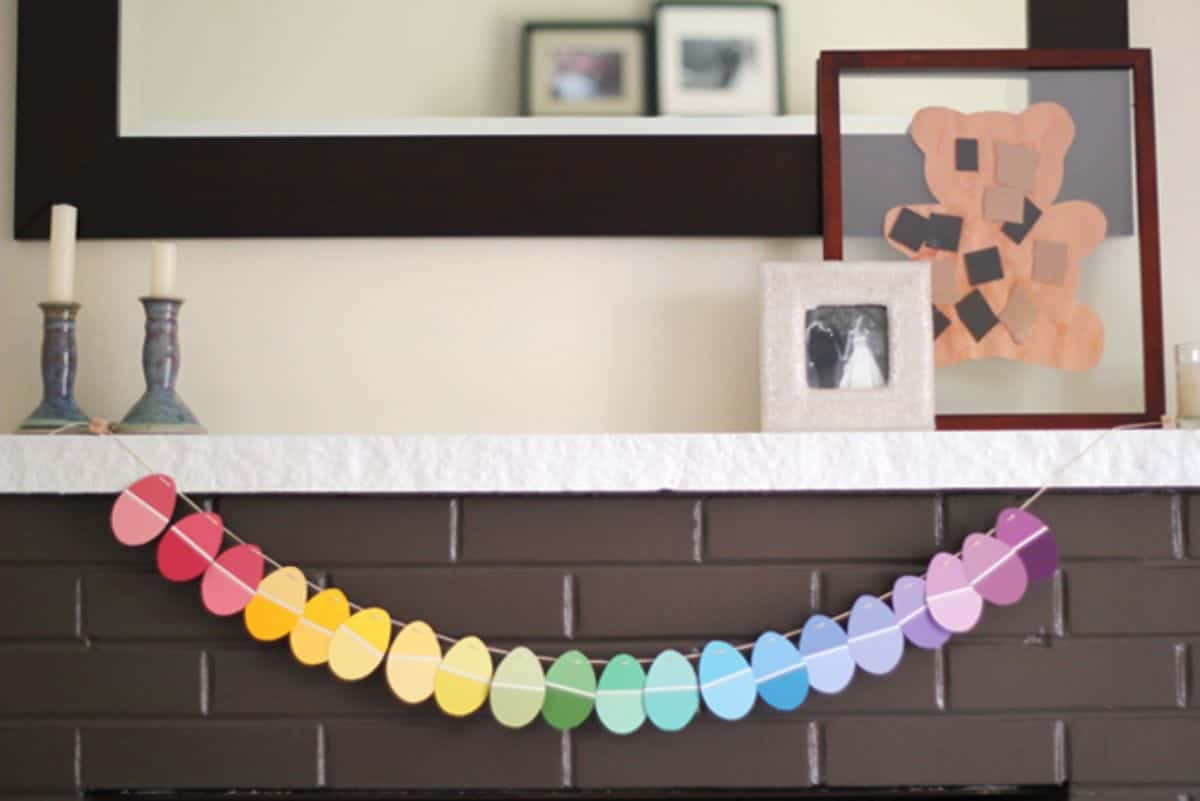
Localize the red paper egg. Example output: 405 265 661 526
111 474 177 546
924 552 983 633
157 512 223 582
201 544 265 616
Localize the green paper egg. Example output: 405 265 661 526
595 654 647 735
489 647 545 729
644 649 699 732
542 649 596 731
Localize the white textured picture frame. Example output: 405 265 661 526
761 261 934 431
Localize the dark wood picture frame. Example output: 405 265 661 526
817 48 1164 430
14 0 1127 239
653 0 785 116
521 21 654 117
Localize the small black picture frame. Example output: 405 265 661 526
653 0 785 116
521 22 653 117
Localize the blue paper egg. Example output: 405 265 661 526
698 641 756 721
798 615 855 694
750 631 809 711
644 649 699 732
847 595 904 676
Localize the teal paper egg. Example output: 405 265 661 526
595 654 646 735
698 640 756 721
644 649 699 732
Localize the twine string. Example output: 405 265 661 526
57 418 1168 666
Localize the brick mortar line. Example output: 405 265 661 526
1054 718 1068 784
1175 643 1191 709
1173 492 1188 560
449 498 461 563
560 729 573 788
807 720 822 785
316 722 327 787
73 726 82 791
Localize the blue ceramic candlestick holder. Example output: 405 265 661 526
18 302 90 433
116 297 205 435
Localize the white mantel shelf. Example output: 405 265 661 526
0 431 1196 495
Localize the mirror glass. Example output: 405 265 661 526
836 68 1144 416
118 0 1026 137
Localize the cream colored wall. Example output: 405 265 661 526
1 0 1196 434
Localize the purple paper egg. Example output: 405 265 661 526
891 576 950 650
847 595 904 676
996 507 1059 581
962 532 1028 606
925 553 983 633
797 615 854 694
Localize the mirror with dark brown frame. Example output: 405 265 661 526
14 0 1127 238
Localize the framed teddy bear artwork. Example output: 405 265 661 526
818 49 1164 430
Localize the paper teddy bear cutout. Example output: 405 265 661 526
884 102 1107 370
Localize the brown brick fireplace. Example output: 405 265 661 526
1 489 1196 798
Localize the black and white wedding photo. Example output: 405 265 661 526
804 305 890 390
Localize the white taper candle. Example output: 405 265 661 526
150 242 178 298
47 204 78 303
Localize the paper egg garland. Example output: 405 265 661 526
996 508 1058 581
386 620 442 704
542 650 597 731
698 641 756 721
798 615 855 694
111 474 177 547
644 649 700 732
329 607 391 681
750 631 809 711
157 512 223 582
102 470 1076 735
200 544 265 616
490 646 546 729
962 532 1028 605
925 553 984 633
244 566 307 642
290 587 351 666
435 636 493 717
596 654 647 735
847 595 904 676
891 575 951 650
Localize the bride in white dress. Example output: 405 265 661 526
838 316 886 390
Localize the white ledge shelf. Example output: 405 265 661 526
0 431 1196 495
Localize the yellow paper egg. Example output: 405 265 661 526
434 636 493 717
289 587 351 667
386 620 442 704
329 607 392 681
244 566 308 642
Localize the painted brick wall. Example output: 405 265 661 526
0 490 1196 799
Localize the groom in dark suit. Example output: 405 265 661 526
806 320 842 389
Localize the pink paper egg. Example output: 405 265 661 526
111 474 176 546
996 508 1059 581
962 533 1028 606
157 512 223 582
924 552 983 633
201 544 265 616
